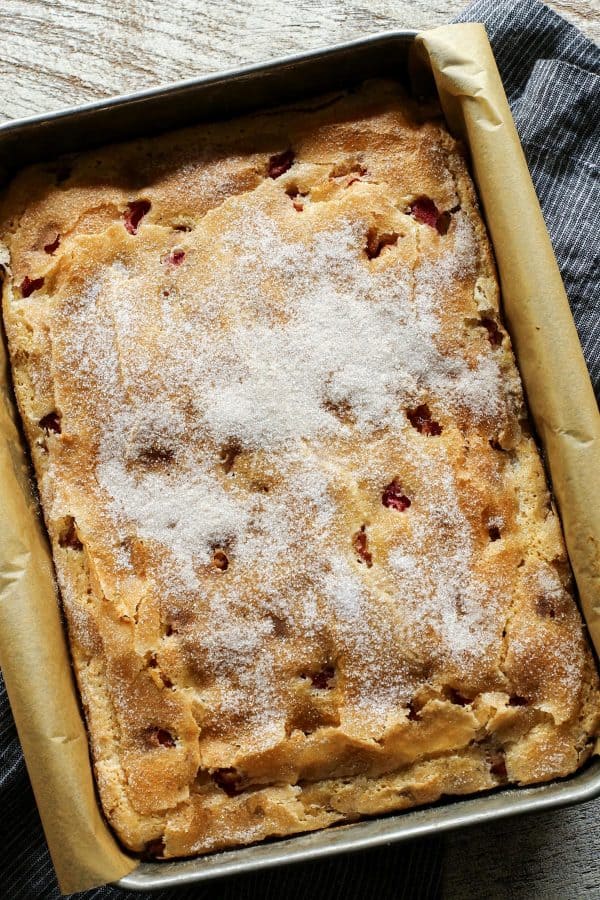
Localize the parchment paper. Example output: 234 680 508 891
0 338 137 891
415 24 600 650
0 23 598 895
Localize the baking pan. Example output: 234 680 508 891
1 30 599 892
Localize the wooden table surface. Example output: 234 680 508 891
2 2 599 898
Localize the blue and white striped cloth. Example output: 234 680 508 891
1 1 598 897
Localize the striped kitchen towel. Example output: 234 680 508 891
457 0 600 398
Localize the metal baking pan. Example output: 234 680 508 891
2 29 600 892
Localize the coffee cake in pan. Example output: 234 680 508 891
1 80 598 859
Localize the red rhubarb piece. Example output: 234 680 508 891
382 480 411 511
20 276 45 297
352 526 373 567
268 149 295 179
168 248 185 265
480 317 503 346
407 404 442 436
310 665 336 690
44 234 60 254
409 196 439 229
123 199 151 234
39 411 61 434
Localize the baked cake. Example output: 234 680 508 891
1 80 599 859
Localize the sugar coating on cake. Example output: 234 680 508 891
1 80 599 858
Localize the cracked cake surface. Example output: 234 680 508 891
1 80 599 858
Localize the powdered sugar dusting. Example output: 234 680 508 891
536 566 565 602
388 449 501 660
180 209 503 449
49 180 513 743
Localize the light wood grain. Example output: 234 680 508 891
0 0 598 122
2 2 600 898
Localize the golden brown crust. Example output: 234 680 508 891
1 80 599 858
